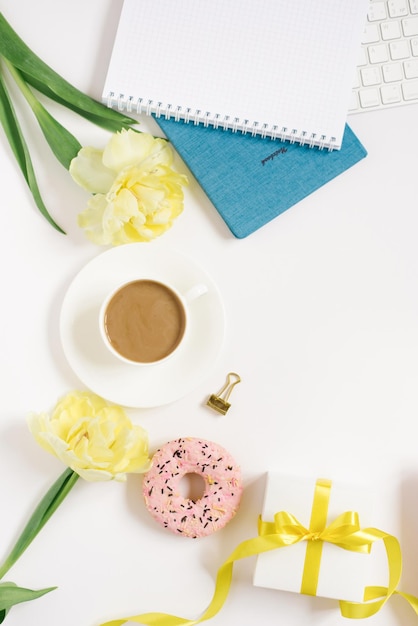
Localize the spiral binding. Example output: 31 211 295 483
105 93 337 151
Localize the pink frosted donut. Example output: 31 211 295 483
142 437 243 538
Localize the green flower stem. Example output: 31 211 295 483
4 59 42 116
3 59 81 169
0 69 66 234
0 468 79 580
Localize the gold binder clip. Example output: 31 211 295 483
207 372 241 415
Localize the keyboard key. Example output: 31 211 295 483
359 87 381 107
390 39 411 58
362 23 380 43
402 16 418 35
383 61 403 80
404 58 418 76
358 47 368 66
368 1 387 20
381 83 402 102
411 37 418 55
348 91 360 112
381 20 401 39
368 43 390 62
361 66 382 85
388 0 408 17
402 77 418 98
410 0 418 14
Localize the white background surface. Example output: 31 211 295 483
0 1 418 625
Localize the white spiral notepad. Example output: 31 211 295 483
102 0 369 150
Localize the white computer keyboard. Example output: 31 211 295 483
349 0 418 113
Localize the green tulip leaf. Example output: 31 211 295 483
20 71 139 135
0 72 65 233
4 61 82 170
0 468 78 579
0 582 56 613
30 100 82 169
0 12 137 131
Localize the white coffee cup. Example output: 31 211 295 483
99 278 208 366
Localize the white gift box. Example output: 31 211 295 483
253 473 373 602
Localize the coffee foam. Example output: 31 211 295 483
103 280 186 363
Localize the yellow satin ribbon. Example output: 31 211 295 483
258 478 379 597
100 478 418 626
339 531 418 619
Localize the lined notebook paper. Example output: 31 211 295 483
102 0 369 150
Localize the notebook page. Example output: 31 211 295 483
102 0 368 149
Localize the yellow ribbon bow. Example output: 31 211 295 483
100 478 418 626
258 489 379 596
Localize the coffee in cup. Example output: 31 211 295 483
100 279 207 365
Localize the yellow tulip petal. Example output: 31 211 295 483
73 129 187 245
102 129 171 171
28 391 151 482
69 147 115 194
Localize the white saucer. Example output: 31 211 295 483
60 244 225 408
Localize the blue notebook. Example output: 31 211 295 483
154 118 368 239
